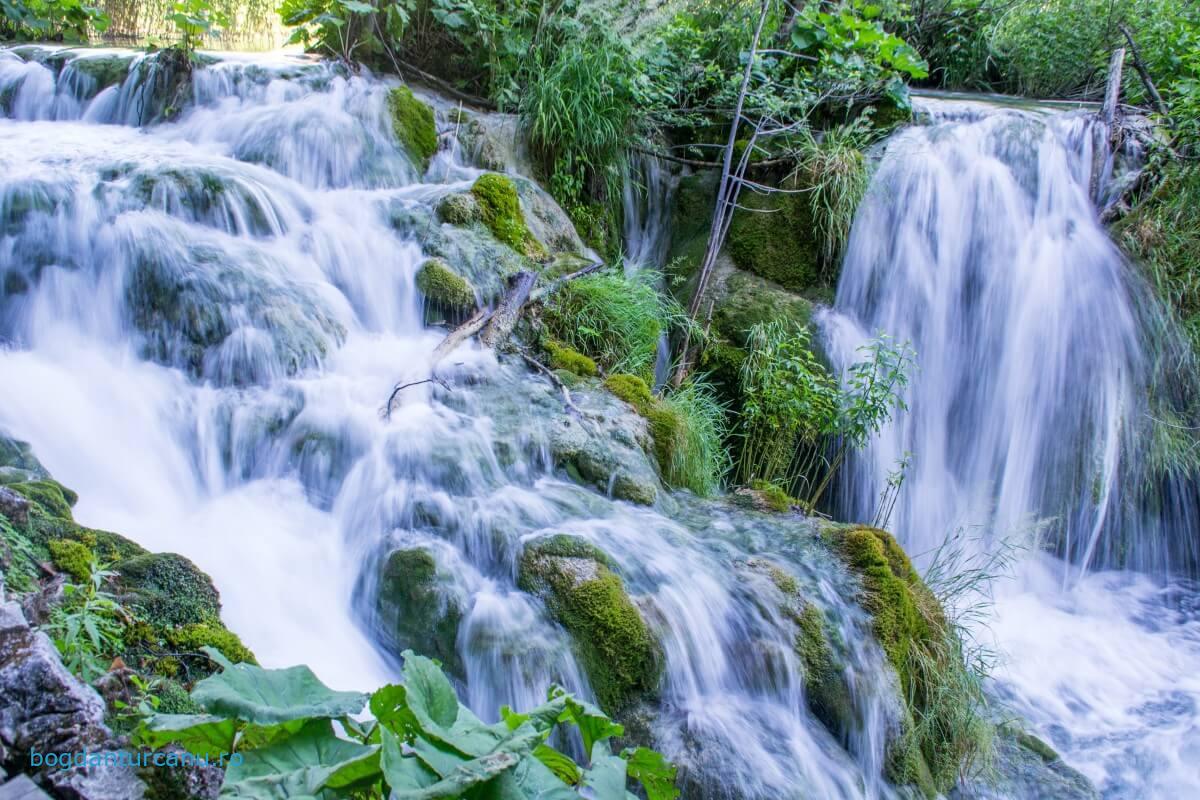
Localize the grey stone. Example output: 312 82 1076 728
0 774 52 800
0 488 29 527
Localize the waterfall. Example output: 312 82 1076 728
2 45 908 800
823 95 1200 796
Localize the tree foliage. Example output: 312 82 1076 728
1 0 109 41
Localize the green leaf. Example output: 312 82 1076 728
532 743 581 786
192 647 367 725
337 0 374 13
580 741 628 800
221 719 380 798
624 747 679 800
135 714 239 757
554 690 623 760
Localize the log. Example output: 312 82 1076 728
479 270 536 349
430 307 492 364
1103 47 1126 128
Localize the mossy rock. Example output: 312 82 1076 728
116 552 223 628
548 415 660 506
436 192 482 225
416 257 476 323
518 537 660 712
0 436 49 482
387 86 438 171
471 173 545 259
712 269 816 348
725 181 822 294
543 339 598 377
603 374 654 413
824 525 952 796
793 603 856 741
9 479 77 520
164 622 256 665
154 678 203 715
375 547 464 679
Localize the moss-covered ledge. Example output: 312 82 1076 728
0 436 255 711
387 85 438 171
517 534 661 713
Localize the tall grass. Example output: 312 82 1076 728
657 379 731 496
791 123 873 270
544 269 681 380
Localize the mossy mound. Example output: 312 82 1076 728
603 374 654 412
471 173 545 258
726 186 821 293
416 257 476 316
9 479 77 520
824 525 966 796
793 603 855 740
712 269 816 348
543 339 598 377
436 192 482 225
387 86 438 171
164 622 257 665
375 547 464 679
518 537 660 712
48 538 93 582
116 553 223 628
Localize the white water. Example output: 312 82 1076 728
2 46 917 799
823 96 1200 797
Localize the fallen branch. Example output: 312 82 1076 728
519 351 595 424
1103 47 1126 128
431 307 492 364
480 270 536 349
383 376 452 419
1119 24 1171 120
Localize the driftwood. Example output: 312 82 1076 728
431 307 492 363
1103 47 1126 128
480 270 536 349
1119 24 1171 120
383 376 452 419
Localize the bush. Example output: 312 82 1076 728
48 538 93 582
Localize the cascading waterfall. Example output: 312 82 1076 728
2 45 910 800
822 95 1200 797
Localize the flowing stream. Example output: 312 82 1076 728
2 46 903 800
2 47 1198 800
822 95 1200 797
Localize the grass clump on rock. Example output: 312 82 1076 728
387 85 438 171
543 338 598 377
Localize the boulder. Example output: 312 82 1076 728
374 548 464 679
0 600 144 799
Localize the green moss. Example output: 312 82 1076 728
10 479 76 520
826 525 954 796
48 538 94 582
543 339 598 377
645 403 685 480
725 182 822 293
566 201 618 261
525 534 613 566
436 192 482 225
165 622 257 665
116 553 222 628
387 86 438 171
416 257 476 311
750 479 793 512
1016 730 1060 763
471 173 544 258
794 603 855 740
155 679 202 715
712 270 816 348
376 547 463 679
603 373 653 413
518 544 660 713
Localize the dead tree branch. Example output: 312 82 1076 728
383 376 452 419
1118 24 1171 120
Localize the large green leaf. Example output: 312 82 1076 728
553 690 623 760
391 651 514 757
580 741 630 800
193 646 367 725
136 714 239 756
623 747 679 800
380 725 529 800
220 719 380 799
